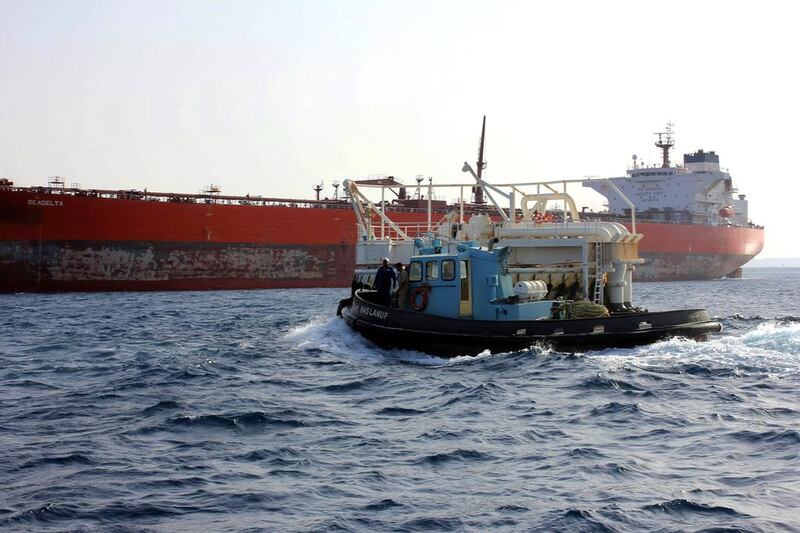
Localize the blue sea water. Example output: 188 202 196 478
1 268 799 532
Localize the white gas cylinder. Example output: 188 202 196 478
513 280 548 300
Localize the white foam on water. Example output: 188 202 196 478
283 315 333 341
283 316 444 365
283 316 517 366
589 321 800 375
734 321 800 354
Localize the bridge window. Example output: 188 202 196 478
441 259 455 281
409 261 423 282
426 261 439 280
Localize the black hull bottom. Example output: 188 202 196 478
341 293 721 357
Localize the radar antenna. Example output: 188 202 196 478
313 181 323 201
654 122 675 168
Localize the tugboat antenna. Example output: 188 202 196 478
654 122 675 168
474 115 487 204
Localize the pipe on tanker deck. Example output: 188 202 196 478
499 226 613 240
497 222 631 242
608 223 637 242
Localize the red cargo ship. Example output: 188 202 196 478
0 180 358 292
0 126 764 292
0 179 764 292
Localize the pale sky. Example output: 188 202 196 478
2 0 798 257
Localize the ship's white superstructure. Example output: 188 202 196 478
583 123 752 228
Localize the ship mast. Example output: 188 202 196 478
474 115 487 204
654 122 675 168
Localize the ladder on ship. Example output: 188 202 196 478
593 243 605 305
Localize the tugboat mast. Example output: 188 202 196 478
474 115 487 204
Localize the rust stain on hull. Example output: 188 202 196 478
634 252 754 281
0 241 355 292
1 241 757 292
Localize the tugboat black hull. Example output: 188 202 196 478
340 292 721 357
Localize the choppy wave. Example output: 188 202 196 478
2 280 800 531
591 320 800 376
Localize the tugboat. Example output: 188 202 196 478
337 173 721 357
339 241 720 357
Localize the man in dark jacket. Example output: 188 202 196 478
374 258 396 307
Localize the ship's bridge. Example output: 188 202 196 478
584 150 749 226
626 167 685 179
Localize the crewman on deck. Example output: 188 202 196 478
374 258 396 307
395 262 409 310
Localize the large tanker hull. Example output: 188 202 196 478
0 188 356 292
627 222 764 281
0 188 764 292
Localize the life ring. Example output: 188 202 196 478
409 286 429 312
533 212 545 223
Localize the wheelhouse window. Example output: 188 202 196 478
409 261 423 282
441 259 455 281
426 261 439 280
460 260 468 279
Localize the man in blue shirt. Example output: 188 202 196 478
374 258 396 307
